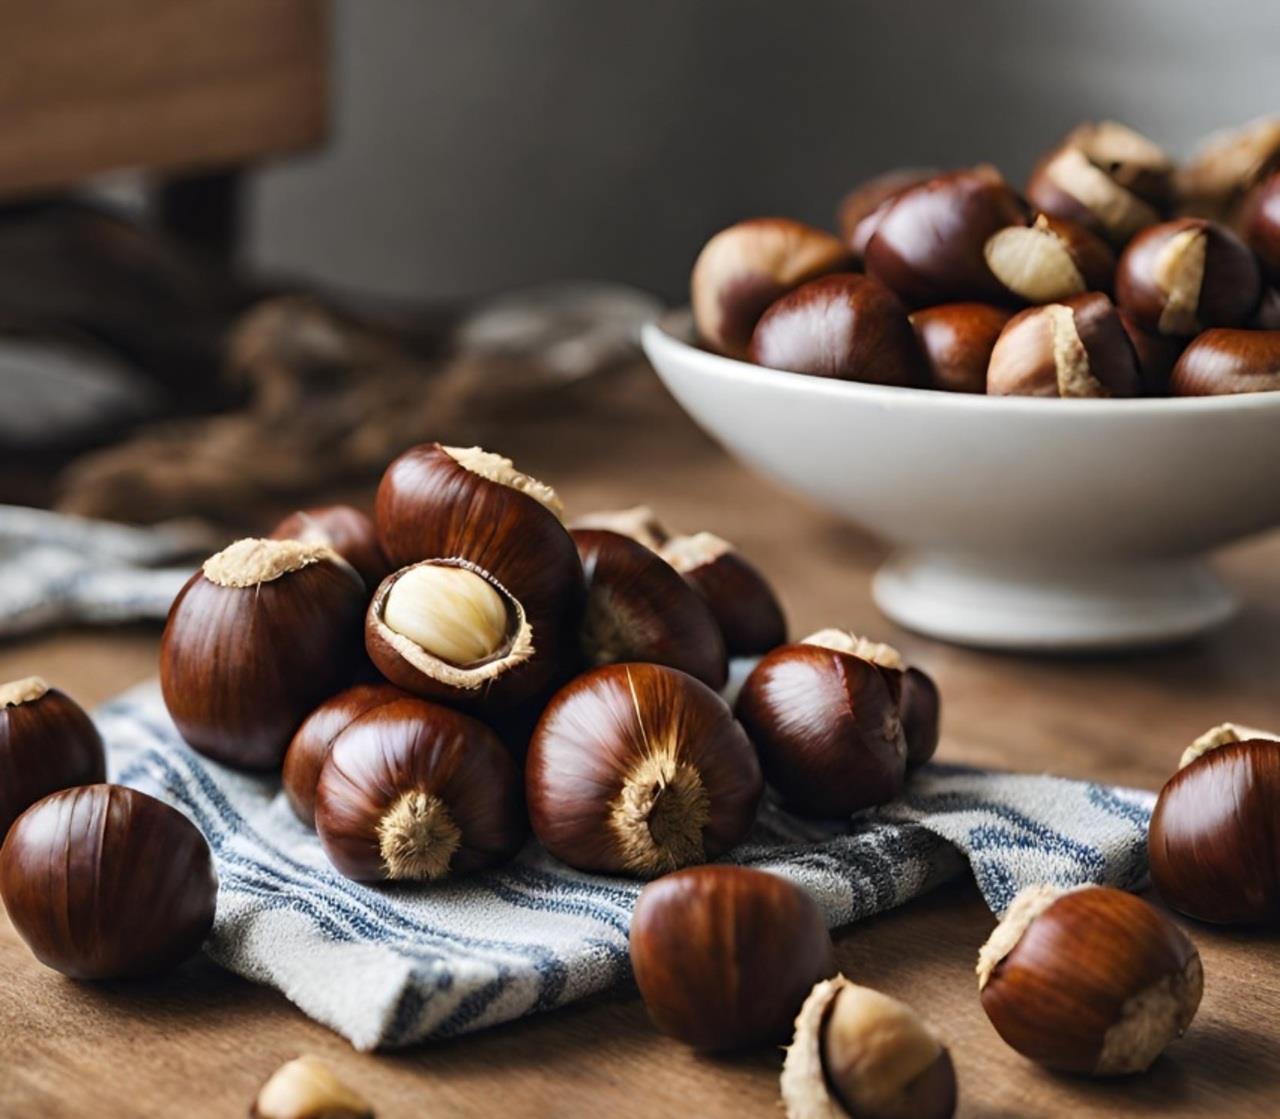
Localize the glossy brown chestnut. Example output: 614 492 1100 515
0 784 217 979
1242 170 1280 282
1118 309 1186 396
573 529 727 689
782 977 957 1119
0 677 105 840
160 539 366 769
314 697 524 882
1250 287 1280 330
987 293 1141 398
735 630 907 818
837 167 939 262
747 273 925 387
908 303 1012 394
282 683 410 827
571 505 671 552
658 532 787 656
1115 218 1261 336
977 884 1202 1075
901 666 941 769
1169 329 1280 396
1174 116 1280 223
1149 723 1280 925
863 167 1028 305
629 865 835 1051
526 663 762 877
271 504 391 592
690 218 854 359
983 213 1115 304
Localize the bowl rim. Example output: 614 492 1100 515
644 308 1280 416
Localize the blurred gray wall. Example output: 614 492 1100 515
249 0 1280 303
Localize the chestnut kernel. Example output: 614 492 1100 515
908 302 1011 394
252 1055 374 1119
977 884 1202 1075
1169 329 1280 396
314 697 524 882
658 532 787 656
571 505 671 552
691 218 854 359
983 213 1115 304
1149 723 1280 925
629 865 835 1051
836 167 938 262
0 784 217 979
526 663 762 877
1175 116 1280 223
160 539 366 769
782 977 957 1119
270 504 390 592
0 677 105 840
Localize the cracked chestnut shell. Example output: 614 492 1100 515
0 784 217 979
984 213 1115 304
526 663 762 878
1169 329 1280 396
314 696 524 882
271 504 390 592
630 865 835 1051
908 302 1011 394
0 677 105 840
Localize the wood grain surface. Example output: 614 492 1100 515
2 377 1279 1117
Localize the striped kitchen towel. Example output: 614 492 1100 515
98 679 1154 1052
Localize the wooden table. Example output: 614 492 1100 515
3 380 1279 1117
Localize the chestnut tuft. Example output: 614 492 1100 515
908 302 1011 394
0 677 105 840
782 976 957 1119
571 505 671 552
251 1055 374 1119
1175 116 1280 223
0 784 217 979
837 168 939 262
271 504 391 593
983 213 1115 304
526 663 762 877
629 865 835 1051
691 218 853 359
1169 329 1280 396
977 884 1202 1075
658 532 787 656
160 538 366 769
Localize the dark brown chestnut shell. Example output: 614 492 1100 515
908 302 1011 394
270 504 391 592
1169 329 1280 396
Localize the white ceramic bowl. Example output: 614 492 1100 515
642 310 1280 651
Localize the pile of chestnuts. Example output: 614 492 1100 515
693 117 1280 397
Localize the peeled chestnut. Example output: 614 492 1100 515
908 303 1011 394
1242 170 1280 282
573 529 727 689
161 538 366 769
629 865 834 1051
983 213 1115 304
1169 329 1280 396
987 293 1141 398
1149 723 1280 925
836 167 938 262
658 532 786 656
1118 309 1186 396
691 218 853 359
782 977 957 1119
271 504 390 592
863 167 1028 305
0 677 105 840
0 784 217 979
571 505 671 552
314 696 524 882
747 273 925 387
526 663 762 877
977 884 1202 1075
735 630 907 818
1175 116 1280 223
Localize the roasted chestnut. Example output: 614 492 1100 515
0 784 217 979
837 167 939 262
1175 116 1280 223
0 677 105 840
526 663 762 877
1169 329 1280 396
160 538 366 769
629 865 835 1051
252 1055 373 1119
983 213 1115 304
314 696 524 882
571 505 671 552
1118 309 1186 396
271 504 391 592
900 666 941 769
1242 170 1280 282
908 302 1012 394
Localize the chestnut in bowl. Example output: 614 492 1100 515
908 302 1011 394
983 213 1115 304
1174 116 1280 223
836 167 938 262
1169 329 1280 396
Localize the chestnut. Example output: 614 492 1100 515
908 302 1011 394
1116 218 1261 336
314 696 524 882
747 273 925 387
1118 309 1186 396
282 683 409 827
977 884 1202 1075
690 218 853 359
0 677 105 840
1174 116 1280 223
160 538 366 769
1250 287 1280 330
571 505 671 552
658 532 787 656
573 529 727 689
270 504 391 592
782 977 957 1119
863 166 1028 305
983 213 1115 304
987 293 1141 398
1169 329 1280 396
1242 170 1280 282
735 629 907 818
252 1055 373 1119
526 663 762 877
629 865 834 1051
1148 723 1280 925
0 784 217 979
836 167 938 262
900 666 941 769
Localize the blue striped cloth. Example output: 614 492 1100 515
98 679 1154 1051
